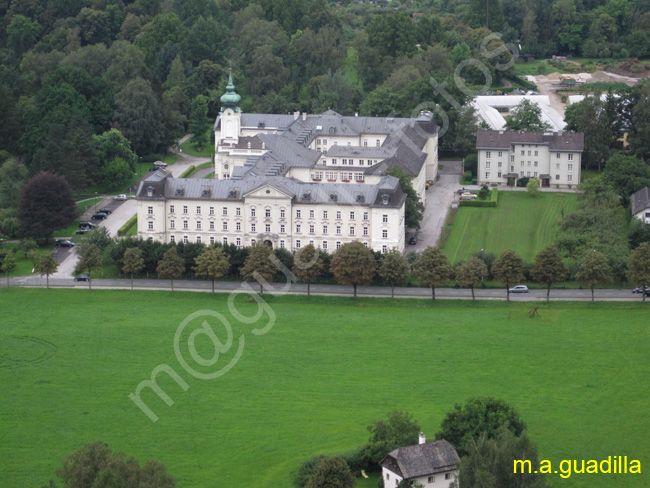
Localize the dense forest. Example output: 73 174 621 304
1 0 650 194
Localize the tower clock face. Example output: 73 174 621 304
224 164 229 169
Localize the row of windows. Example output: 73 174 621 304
312 171 366 182
163 221 391 237
485 172 573 181
166 235 390 253
384 473 452 484
485 162 574 171
315 139 382 147
328 159 379 167
162 206 384 221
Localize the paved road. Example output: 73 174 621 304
411 160 463 252
4 275 645 302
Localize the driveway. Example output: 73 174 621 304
409 160 464 252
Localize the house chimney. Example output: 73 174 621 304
419 433 426 445
302 112 307 121
294 110 300 120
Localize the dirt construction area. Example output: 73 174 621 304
531 70 640 118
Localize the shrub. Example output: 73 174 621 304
179 165 196 178
517 177 530 187
117 214 137 236
478 184 489 200
340 446 368 473
459 189 498 207
295 455 327 487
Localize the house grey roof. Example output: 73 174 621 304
137 174 406 208
326 146 396 158
381 440 460 479
476 129 584 152
631 186 650 215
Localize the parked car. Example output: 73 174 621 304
153 161 168 168
75 229 88 235
632 287 646 293
408 236 417 245
149 166 160 172
74 274 89 282
79 222 96 229
509 285 529 293
56 239 75 248
114 194 127 201
460 192 477 200
91 213 108 220
98 207 112 214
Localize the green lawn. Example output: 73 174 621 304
180 129 214 157
1 290 649 488
442 192 580 264
3 243 55 277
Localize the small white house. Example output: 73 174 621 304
631 187 650 223
380 434 459 488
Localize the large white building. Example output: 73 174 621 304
476 129 584 187
136 73 438 253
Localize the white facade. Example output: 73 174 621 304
137 178 406 254
382 466 456 488
476 130 584 188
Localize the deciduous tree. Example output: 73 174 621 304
527 177 540 196
0 250 17 286
330 241 377 298
457 428 550 488
18 172 76 242
491 250 525 301
531 246 568 302
34 253 58 289
378 248 409 298
194 246 230 293
455 257 488 300
156 246 185 291
75 244 103 290
306 456 355 488
122 247 145 291
413 246 453 299
57 441 175 488
241 242 277 295
364 411 420 465
575 250 611 302
292 244 324 296
627 242 650 303
436 397 526 456
504 99 551 131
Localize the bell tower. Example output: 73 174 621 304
219 69 242 143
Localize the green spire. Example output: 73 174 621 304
220 69 241 109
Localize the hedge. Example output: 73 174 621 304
179 165 196 178
117 214 137 236
459 188 499 207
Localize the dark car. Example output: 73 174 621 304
408 236 417 245
632 287 646 293
75 229 88 235
74 274 89 282
79 222 96 229
98 207 112 214
56 239 75 248
91 213 108 220
149 166 160 172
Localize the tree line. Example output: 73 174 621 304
9 229 650 302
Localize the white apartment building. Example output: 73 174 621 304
136 171 406 253
476 130 584 188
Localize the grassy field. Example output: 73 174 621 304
180 129 214 157
442 192 580 264
1 289 649 488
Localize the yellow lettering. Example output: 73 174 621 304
513 460 531 474
539 460 552 474
630 460 641 474
573 460 585 474
586 460 598 473
600 456 611 473
559 460 571 478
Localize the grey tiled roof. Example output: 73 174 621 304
137 174 406 208
476 129 584 152
381 440 460 479
631 186 650 215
